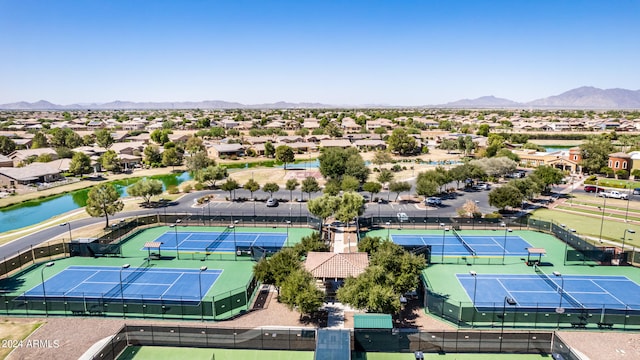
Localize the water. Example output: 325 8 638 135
0 172 191 233
544 146 573 152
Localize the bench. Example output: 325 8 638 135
570 322 587 329
71 310 86 316
597 322 614 329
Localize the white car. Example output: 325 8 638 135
266 198 279 207
425 197 442 206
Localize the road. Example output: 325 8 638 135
0 187 496 257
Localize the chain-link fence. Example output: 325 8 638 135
0 241 69 279
424 291 640 330
90 325 562 359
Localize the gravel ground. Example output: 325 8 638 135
4 290 637 360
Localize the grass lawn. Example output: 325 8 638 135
0 318 42 359
531 208 640 243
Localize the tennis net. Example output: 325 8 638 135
535 265 583 309
452 229 476 256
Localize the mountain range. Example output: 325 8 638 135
1 86 639 110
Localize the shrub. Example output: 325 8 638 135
182 184 193 193
484 212 503 219
167 185 179 194
194 182 205 191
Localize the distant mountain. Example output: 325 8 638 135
526 86 640 109
441 96 523 108
0 100 333 110
2 86 640 110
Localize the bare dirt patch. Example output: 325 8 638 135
0 318 43 359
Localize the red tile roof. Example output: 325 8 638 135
304 252 369 279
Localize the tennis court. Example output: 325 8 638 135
23 265 222 303
457 271 640 311
150 231 288 252
392 231 532 257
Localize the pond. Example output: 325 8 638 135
0 172 191 233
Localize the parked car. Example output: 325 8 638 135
266 198 279 207
584 185 604 193
633 188 640 195
598 190 629 200
425 197 442 206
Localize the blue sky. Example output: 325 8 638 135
1 0 638 106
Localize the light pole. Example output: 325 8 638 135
119 263 130 317
440 223 446 263
386 222 391 240
598 195 607 243
170 219 182 260
199 266 207 321
625 186 632 223
60 222 72 242
621 229 635 263
286 220 291 247
229 220 238 259
499 296 517 352
500 223 508 264
40 261 55 316
469 271 478 305
552 271 564 308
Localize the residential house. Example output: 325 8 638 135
0 163 64 187
207 143 245 158
8 148 58 166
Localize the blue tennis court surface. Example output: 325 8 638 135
392 233 532 256
24 266 221 303
150 231 287 252
457 273 640 311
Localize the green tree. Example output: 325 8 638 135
0 136 16 155
221 178 240 200
341 175 360 192
243 178 260 199
279 268 324 319
476 124 490 137
253 247 301 295
293 232 329 255
275 145 295 170
372 151 393 166
85 184 124 228
362 181 382 202
68 152 92 178
150 129 171 145
185 150 213 174
143 145 163 167
301 176 320 200
161 148 183 170
35 154 53 163
531 165 564 192
488 185 524 211
100 150 121 173
307 194 341 238
415 177 438 199
631 168 640 179
387 128 417 155
319 147 369 183
194 165 228 188
286 178 299 202
185 136 205 153
357 236 383 254
127 179 163 206
377 169 394 185
264 141 275 158
335 192 365 225
209 127 225 138
580 136 616 174
262 182 280 197
31 132 48 149
323 179 341 196
389 181 412 202
94 129 114 149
